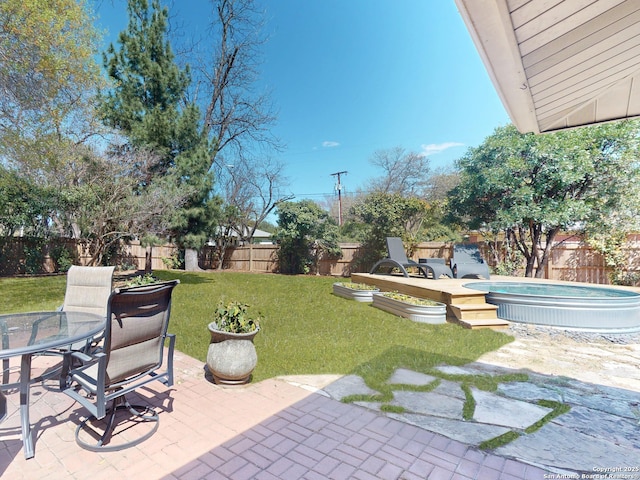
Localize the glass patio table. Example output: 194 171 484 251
0 311 105 459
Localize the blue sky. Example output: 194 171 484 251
93 0 511 201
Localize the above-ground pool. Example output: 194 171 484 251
464 281 640 333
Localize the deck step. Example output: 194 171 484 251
448 303 509 330
449 303 498 320
448 294 492 305
453 317 511 330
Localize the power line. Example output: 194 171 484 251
289 190 371 197
289 192 336 197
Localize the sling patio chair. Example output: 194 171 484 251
20 266 116 389
451 243 490 279
58 265 116 357
370 237 452 279
61 265 116 317
63 280 179 452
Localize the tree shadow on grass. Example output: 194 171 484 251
154 271 217 285
346 345 529 404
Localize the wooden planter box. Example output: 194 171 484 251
372 293 447 324
332 283 380 303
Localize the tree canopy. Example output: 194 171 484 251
59 148 193 266
0 167 58 237
198 0 279 162
101 0 217 264
347 192 432 267
210 157 292 269
0 0 103 182
5 0 640 281
101 0 192 175
448 122 640 277
275 200 341 274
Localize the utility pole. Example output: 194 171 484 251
331 171 348 226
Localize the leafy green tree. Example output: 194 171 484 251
163 108 219 262
448 122 640 277
0 167 59 237
348 192 431 267
0 0 103 183
583 198 640 285
275 200 341 274
101 0 217 269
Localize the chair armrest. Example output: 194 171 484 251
165 333 176 387
61 350 106 390
66 350 96 364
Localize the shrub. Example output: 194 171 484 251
23 239 46 274
51 244 74 273
162 250 184 269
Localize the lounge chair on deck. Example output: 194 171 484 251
370 237 452 279
418 257 453 279
451 243 490 279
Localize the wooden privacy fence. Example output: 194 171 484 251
215 244 278 273
5 237 640 285
213 240 640 284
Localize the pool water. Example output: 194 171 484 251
467 282 638 298
464 281 640 333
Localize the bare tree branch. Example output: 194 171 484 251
211 156 292 269
197 0 281 163
369 146 431 197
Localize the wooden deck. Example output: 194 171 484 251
352 273 640 330
351 273 509 329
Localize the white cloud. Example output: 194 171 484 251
322 141 340 148
420 142 464 156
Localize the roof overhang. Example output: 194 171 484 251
455 0 640 134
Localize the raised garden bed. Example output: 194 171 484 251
372 292 447 324
332 282 380 303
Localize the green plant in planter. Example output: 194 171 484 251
213 301 261 333
334 282 378 291
381 291 440 306
125 273 159 287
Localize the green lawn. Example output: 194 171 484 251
0 271 513 388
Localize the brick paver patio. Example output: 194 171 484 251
0 351 548 479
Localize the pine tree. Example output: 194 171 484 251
101 0 218 262
102 0 190 171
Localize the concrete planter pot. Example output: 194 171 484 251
332 282 380 302
372 293 447 324
206 323 259 385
